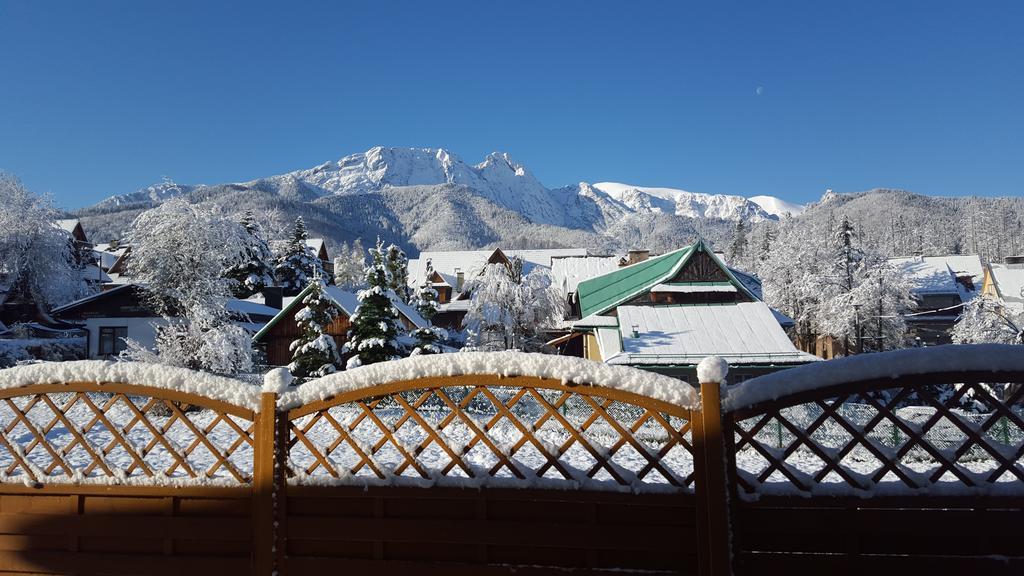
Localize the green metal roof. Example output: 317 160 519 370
577 245 695 318
575 241 759 318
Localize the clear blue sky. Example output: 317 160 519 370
1 1 1021 210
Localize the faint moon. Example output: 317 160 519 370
755 86 764 96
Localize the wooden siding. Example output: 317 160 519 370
262 309 351 367
283 486 696 575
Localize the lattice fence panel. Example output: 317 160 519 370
286 384 695 492
0 391 256 485
731 381 1024 496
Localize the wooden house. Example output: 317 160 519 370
565 241 818 383
981 256 1024 314
253 285 427 367
53 284 279 358
889 255 984 345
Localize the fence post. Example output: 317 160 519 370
695 357 732 576
254 391 277 575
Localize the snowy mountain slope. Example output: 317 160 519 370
592 182 775 223
749 195 805 217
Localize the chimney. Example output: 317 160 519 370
627 249 650 265
262 287 283 310
455 268 465 292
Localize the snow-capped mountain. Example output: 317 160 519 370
748 195 805 217
592 182 775 223
96 147 791 228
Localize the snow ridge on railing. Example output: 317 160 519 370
723 344 1024 412
280 351 699 410
0 360 262 411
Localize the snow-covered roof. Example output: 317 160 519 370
723 343 1024 412
279 351 699 410
889 255 984 299
987 263 1024 312
304 238 327 258
550 256 620 298
93 246 128 270
253 284 427 341
408 248 588 292
55 219 81 234
0 360 262 411
226 299 281 319
606 302 819 367
80 264 111 284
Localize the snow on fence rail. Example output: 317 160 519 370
281 352 699 492
0 361 260 486
718 344 1024 498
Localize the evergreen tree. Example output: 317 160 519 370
410 258 446 355
345 240 402 368
222 211 275 299
288 277 341 378
274 216 322 294
384 243 411 303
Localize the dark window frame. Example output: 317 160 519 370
98 326 128 356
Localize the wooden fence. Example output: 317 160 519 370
0 347 1021 575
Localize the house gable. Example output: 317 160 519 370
576 242 756 317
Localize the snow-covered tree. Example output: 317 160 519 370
463 257 563 351
410 258 446 355
0 175 94 310
762 213 912 353
274 216 322 294
332 239 366 290
952 299 1023 345
122 321 254 374
121 197 253 373
288 278 341 378
727 219 748 265
384 243 411 304
345 240 402 368
222 211 275 299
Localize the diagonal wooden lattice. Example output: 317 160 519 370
285 376 695 490
731 380 1024 495
0 384 256 485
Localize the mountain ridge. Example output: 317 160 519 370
95 146 799 228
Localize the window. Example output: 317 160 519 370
98 326 128 356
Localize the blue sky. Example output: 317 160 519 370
1 1 1021 210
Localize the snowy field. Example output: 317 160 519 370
0 387 1019 497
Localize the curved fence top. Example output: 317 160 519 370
280 351 699 411
723 344 1024 412
0 360 262 412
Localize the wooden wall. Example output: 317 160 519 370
262 310 351 367
282 486 697 576
0 486 252 575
